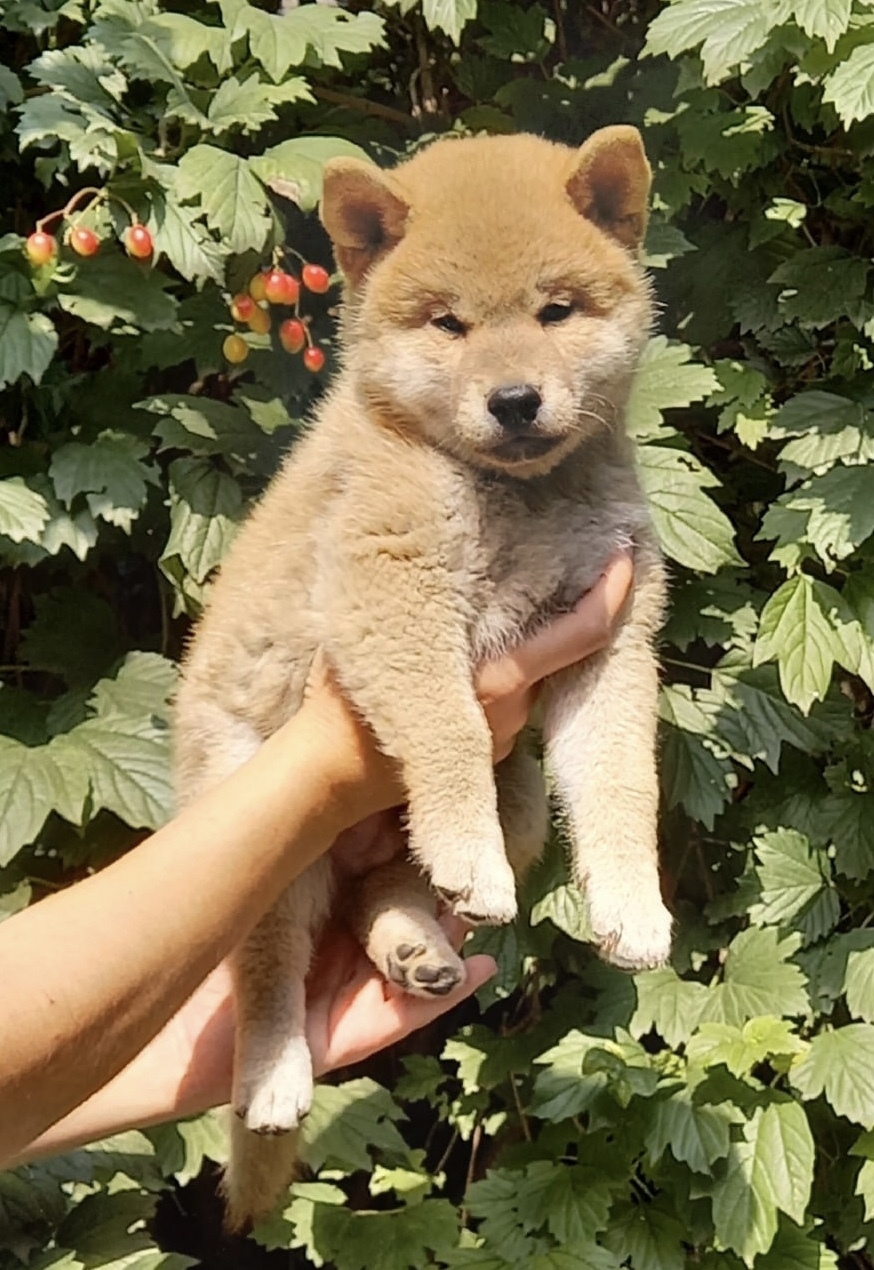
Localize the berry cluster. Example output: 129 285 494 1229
222 259 331 373
24 187 154 266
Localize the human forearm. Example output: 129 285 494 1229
0 716 347 1162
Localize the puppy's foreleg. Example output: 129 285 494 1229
541 549 671 971
323 553 515 926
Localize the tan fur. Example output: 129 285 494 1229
174 126 671 1231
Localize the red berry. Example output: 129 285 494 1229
248 272 269 302
230 293 256 323
303 345 325 373
25 231 57 266
124 224 153 260
302 263 331 294
264 269 299 305
69 226 100 257
279 318 306 354
223 334 249 364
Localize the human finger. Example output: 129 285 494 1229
510 550 633 685
313 953 496 1074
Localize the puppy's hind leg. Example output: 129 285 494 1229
352 858 466 998
231 862 332 1135
223 861 333 1232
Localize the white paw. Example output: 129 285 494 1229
588 890 673 972
234 1039 313 1135
429 848 518 926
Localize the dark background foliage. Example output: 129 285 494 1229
2 0 874 1266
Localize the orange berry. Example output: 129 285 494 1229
223 334 249 364
247 305 271 335
69 226 100 257
248 273 269 302
25 231 56 266
124 224 153 260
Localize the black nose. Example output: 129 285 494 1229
487 384 542 431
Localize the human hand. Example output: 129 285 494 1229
18 915 494 1155
299 550 634 824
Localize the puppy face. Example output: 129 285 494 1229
321 130 653 478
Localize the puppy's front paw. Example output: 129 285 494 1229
588 889 673 972
234 1039 313 1135
430 850 518 926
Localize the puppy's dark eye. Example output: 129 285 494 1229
431 313 467 336
539 302 574 325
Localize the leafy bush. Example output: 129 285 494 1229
3 0 874 1266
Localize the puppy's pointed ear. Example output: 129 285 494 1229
320 158 409 286
565 126 651 251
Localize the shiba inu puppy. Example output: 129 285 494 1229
174 126 671 1230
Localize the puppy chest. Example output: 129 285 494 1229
467 502 622 662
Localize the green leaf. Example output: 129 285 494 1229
147 186 227 285
687 1016 804 1078
138 12 233 74
530 1032 612 1121
56 255 178 333
240 5 386 80
627 336 720 439
712 1102 814 1266
0 477 50 544
0 737 87 865
422 0 478 43
19 588 123 687
51 432 157 532
160 457 242 586
644 0 792 86
791 1024 874 1127
250 136 371 212
310 1199 459 1270
176 145 271 255
792 0 851 52
143 393 272 465
516 1162 613 1246
757 1220 839 1270
51 711 172 831
530 882 592 942
0 304 58 388
823 41 874 127
645 1088 733 1172
845 948 874 1024
710 661 840 776
770 247 869 328
748 829 838 943
753 575 836 714
629 966 709 1047
659 683 736 829
89 652 177 727
700 928 809 1027
299 1078 409 1173
637 444 740 573
205 74 312 137
601 1202 686 1270
0 64 23 109
794 466 874 564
